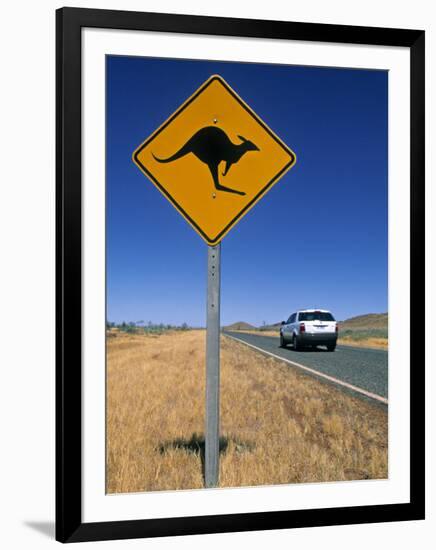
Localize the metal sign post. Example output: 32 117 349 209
205 243 221 487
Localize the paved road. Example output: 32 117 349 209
223 331 388 403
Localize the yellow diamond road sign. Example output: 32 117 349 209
133 75 296 246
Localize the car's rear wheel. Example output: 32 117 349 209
327 343 336 352
293 334 300 351
280 332 286 348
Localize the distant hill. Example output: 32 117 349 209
224 321 256 331
339 313 388 330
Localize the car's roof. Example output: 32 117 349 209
297 309 331 313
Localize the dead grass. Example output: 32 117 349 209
107 330 387 493
338 337 388 350
232 329 279 337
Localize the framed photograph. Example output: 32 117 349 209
56 7 425 543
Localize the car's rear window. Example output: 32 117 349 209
299 312 335 321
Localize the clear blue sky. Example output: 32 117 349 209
106 55 387 326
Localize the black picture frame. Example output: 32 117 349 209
56 7 425 543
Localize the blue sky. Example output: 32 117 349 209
106 56 387 326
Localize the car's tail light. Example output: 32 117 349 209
300 323 306 333
335 323 338 333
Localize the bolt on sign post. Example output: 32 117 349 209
133 75 296 488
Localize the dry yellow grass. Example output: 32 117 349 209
232 329 279 337
228 330 388 350
107 330 387 493
338 337 388 350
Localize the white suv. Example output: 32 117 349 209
280 309 338 351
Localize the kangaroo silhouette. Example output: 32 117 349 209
152 126 259 196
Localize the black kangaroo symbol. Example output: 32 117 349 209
152 126 259 196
